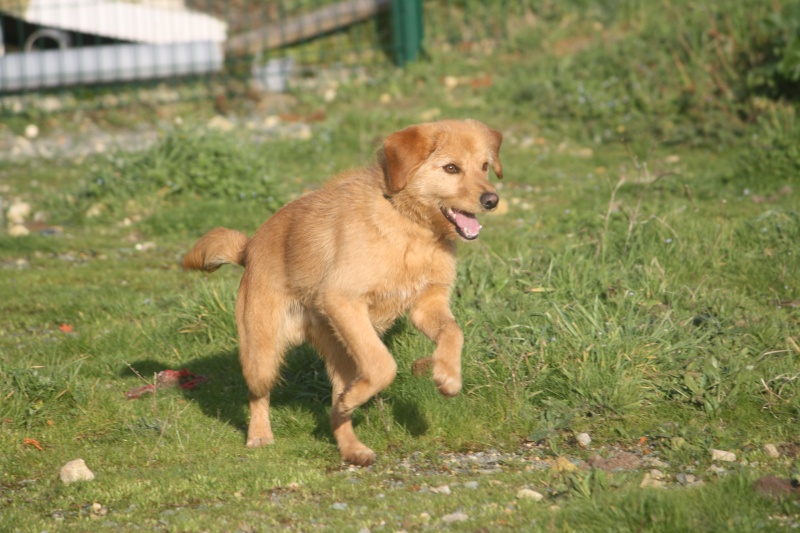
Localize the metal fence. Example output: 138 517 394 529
0 0 530 114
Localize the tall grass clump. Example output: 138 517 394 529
498 0 800 145
70 130 286 220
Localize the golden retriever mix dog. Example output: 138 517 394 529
183 119 503 465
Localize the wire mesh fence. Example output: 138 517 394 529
0 0 532 114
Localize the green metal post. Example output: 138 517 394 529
391 0 424 66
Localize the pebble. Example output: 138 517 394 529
60 459 95 484
331 502 347 511
8 224 30 237
430 484 451 495
464 481 479 489
7 200 31 224
25 124 39 139
763 444 780 458
441 511 468 523
576 433 591 448
711 449 736 462
207 115 235 132
676 473 701 486
516 488 544 502
639 471 666 489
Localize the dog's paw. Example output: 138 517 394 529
341 445 377 467
433 372 462 397
246 435 274 448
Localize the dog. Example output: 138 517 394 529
183 119 503 465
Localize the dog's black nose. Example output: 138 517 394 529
480 192 499 210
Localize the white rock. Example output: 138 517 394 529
711 449 736 462
85 203 104 218
60 459 95 484
207 115 235 132
8 224 30 237
7 201 31 224
323 87 337 102
763 444 780 458
639 472 666 489
263 115 281 128
430 484 451 495
442 511 468 523
516 488 544 501
25 124 39 139
576 432 591 448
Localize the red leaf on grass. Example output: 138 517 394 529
23 438 44 451
59 324 73 333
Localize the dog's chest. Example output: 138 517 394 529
367 243 442 325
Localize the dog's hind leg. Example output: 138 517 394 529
237 281 298 448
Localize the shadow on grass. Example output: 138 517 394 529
121 339 430 446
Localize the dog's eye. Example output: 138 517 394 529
482 162 489 172
443 164 459 174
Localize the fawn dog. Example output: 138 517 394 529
183 119 503 465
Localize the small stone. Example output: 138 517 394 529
207 115 235 132
419 108 441 121
8 224 29 237
379 93 392 104
85 203 104 218
442 511 468 523
7 201 31 224
640 472 666 489
263 115 281 128
464 481 479 489
419 512 430 522
443 76 459 89
711 449 736 462
430 484 451 495
323 88 337 102
25 124 39 139
676 473 698 486
649 469 664 480
516 489 544 502
763 444 780 458
643 457 669 469
331 502 347 511
588 451 642 472
576 433 591 448
60 459 95 484
551 456 577 474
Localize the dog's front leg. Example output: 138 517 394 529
320 295 398 466
409 286 464 397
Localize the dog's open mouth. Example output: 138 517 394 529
442 207 482 240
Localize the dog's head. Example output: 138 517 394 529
381 119 503 241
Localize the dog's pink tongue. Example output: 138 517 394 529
454 210 481 236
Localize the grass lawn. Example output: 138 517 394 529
1 1 799 531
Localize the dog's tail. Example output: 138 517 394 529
183 227 248 272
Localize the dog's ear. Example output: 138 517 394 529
487 127 504 180
382 125 435 193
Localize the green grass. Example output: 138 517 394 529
2 1 800 531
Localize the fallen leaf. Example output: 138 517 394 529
23 438 44 451
59 324 73 333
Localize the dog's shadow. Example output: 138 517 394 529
121 331 430 445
